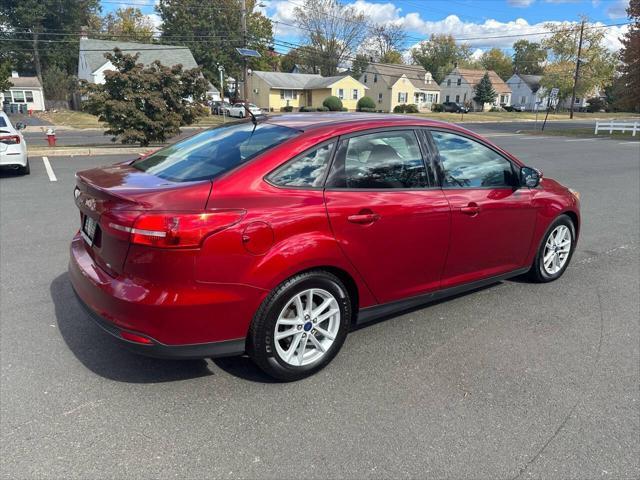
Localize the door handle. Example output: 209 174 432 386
347 212 380 224
459 203 480 216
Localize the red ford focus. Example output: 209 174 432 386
69 114 580 380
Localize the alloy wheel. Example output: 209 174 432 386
542 225 572 275
274 288 340 367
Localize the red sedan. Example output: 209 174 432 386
69 114 580 380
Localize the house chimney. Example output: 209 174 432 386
80 26 88 40
425 72 432 84
11 71 19 78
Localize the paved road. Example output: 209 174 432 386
20 117 634 147
1 134 638 478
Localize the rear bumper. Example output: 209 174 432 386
69 233 266 357
0 148 27 167
73 287 245 359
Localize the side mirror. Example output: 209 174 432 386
520 166 541 188
15 122 26 130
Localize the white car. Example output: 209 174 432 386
226 102 262 118
0 112 29 175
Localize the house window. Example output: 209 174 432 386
25 91 34 102
500 95 508 104
2 91 11 102
445 95 450 102
397 92 407 103
352 89 358 100
12 90 25 102
447 79 451 86
520 96 526 104
575 98 581 104
364 74 367 83
374 74 378 83
378 93 383 103
455 95 460 102
457 78 461 86
280 89 297 100
338 88 344 99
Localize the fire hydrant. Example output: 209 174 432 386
46 128 56 147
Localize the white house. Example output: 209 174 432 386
78 37 220 100
1 72 46 112
440 67 511 111
507 74 545 111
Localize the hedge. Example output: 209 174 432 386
356 96 376 111
323 96 343 111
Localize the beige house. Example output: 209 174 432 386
247 71 367 112
358 64 440 112
1 72 46 112
440 67 511 111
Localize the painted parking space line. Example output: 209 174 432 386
42 156 57 182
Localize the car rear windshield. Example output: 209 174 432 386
132 122 300 182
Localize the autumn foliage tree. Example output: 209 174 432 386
83 49 208 146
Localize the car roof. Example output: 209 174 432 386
264 112 466 134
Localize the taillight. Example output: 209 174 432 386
0 135 20 145
101 210 245 248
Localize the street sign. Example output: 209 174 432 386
549 87 559 100
236 48 261 58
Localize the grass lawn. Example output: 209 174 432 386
409 111 640 123
522 127 640 141
35 109 228 129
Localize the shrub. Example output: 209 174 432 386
340 107 348 111
299 106 310 112
404 104 419 113
393 104 406 113
431 103 444 112
356 96 376 111
318 106 329 111
323 96 343 111
281 105 294 112
489 106 501 112
587 97 606 112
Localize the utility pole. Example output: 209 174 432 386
569 20 585 120
241 0 249 102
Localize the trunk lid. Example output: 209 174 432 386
74 162 212 276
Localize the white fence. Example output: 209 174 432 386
594 120 638 136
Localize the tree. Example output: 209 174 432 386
379 50 403 64
294 0 368 76
616 0 640 111
367 24 407 61
512 40 547 75
157 0 273 88
479 48 513 81
351 54 370 77
0 61 13 92
473 72 497 110
410 34 473 83
0 0 101 82
42 65 77 101
102 7 154 42
82 49 208 146
541 18 616 102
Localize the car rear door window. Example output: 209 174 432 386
327 130 428 189
430 131 516 188
268 143 335 188
132 123 300 182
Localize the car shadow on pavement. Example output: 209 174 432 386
212 356 278 383
50 273 214 384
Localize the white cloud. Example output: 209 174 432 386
507 0 536 7
607 0 629 18
265 0 629 53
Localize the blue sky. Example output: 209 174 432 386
100 0 630 52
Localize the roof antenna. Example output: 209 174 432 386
244 104 258 127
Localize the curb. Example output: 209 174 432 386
28 147 157 157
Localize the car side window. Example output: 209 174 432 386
430 131 516 188
268 142 335 188
328 130 428 189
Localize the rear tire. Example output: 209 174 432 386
18 160 30 175
528 214 576 283
248 270 351 381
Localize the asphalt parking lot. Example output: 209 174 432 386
1 132 639 479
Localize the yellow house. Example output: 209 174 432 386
358 64 440 112
247 71 368 112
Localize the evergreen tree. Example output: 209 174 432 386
617 0 640 111
82 49 208 146
473 72 497 110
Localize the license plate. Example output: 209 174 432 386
81 216 97 245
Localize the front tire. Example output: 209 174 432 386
248 271 351 381
528 214 576 282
